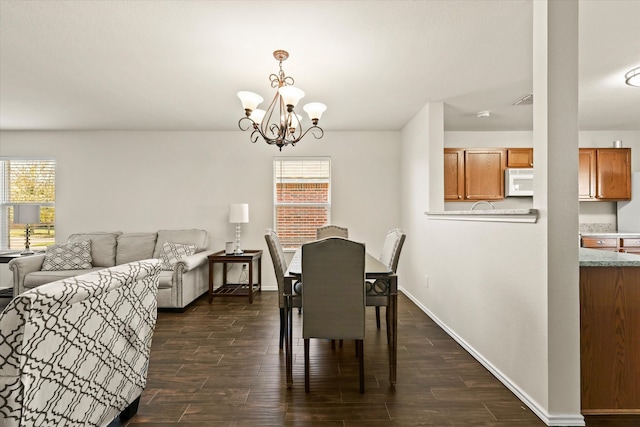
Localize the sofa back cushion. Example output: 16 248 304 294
68 232 121 267
116 232 158 265
153 229 209 258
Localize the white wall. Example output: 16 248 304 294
400 2 583 425
401 109 551 421
0 130 401 291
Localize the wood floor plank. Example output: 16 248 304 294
105 292 637 426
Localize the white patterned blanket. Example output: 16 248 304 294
0 259 160 427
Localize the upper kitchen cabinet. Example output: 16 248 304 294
506 148 534 168
444 148 508 201
444 148 464 201
579 149 597 200
465 149 506 200
443 148 507 201
579 148 631 201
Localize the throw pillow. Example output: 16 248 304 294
42 240 93 271
159 241 197 271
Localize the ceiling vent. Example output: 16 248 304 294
512 93 533 105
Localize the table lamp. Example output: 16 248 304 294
229 203 249 255
14 204 41 255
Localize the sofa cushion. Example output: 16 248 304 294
159 241 197 271
24 267 105 290
42 241 93 271
153 229 208 258
68 232 121 267
116 232 157 265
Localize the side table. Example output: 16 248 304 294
208 250 262 304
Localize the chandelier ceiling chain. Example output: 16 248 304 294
238 50 327 150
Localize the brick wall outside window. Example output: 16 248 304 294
274 158 330 250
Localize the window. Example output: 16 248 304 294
274 157 331 250
0 158 56 251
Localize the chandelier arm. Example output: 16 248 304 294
238 116 255 131
296 125 324 142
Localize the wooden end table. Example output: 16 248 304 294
208 250 262 304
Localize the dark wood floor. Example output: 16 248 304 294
100 291 636 426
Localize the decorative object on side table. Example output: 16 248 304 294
229 203 249 255
13 204 41 255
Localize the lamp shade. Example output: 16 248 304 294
278 86 305 107
251 108 266 125
229 203 249 224
303 102 327 121
14 204 40 224
238 91 264 111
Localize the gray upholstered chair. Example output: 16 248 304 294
316 225 349 240
368 228 406 330
265 229 301 349
301 237 366 393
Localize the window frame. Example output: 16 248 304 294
0 157 56 252
273 156 332 251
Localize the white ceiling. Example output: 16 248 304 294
0 0 638 133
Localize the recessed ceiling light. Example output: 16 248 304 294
477 111 490 118
625 67 640 87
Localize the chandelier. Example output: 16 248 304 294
237 50 327 150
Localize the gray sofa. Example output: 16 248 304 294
0 260 160 426
8 229 214 310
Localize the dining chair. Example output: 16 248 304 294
264 229 301 350
316 225 349 240
367 228 406 330
301 237 366 393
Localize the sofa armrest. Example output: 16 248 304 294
8 254 46 296
174 249 217 273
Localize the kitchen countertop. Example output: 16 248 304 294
579 232 640 237
425 209 538 223
579 247 640 267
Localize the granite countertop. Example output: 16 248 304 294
579 232 640 237
425 209 538 223
579 247 640 267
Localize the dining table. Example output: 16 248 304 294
283 247 398 388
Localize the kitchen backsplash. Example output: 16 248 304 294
579 222 617 234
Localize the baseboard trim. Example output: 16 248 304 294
400 287 585 427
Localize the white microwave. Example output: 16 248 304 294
505 168 534 197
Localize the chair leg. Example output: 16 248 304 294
357 340 364 393
279 308 285 350
304 338 310 393
375 306 381 329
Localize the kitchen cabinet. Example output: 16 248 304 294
506 148 533 168
444 148 464 201
581 237 619 252
580 234 640 254
444 148 506 201
579 148 631 201
620 238 640 255
580 264 640 414
579 149 597 200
